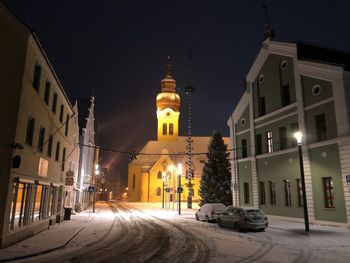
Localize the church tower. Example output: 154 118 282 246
156 57 180 141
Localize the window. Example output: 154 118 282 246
296 179 303 207
26 115 35 146
258 74 264 83
47 135 53 157
162 123 167 135
157 171 162 179
241 139 247 158
259 97 266 116
280 60 288 70
256 134 262 155
62 147 66 171
279 127 287 150
315 114 327 142
65 114 69 136
132 174 136 190
266 131 273 153
52 93 57 114
240 118 245 126
38 126 45 152
269 181 276 205
169 123 174 135
290 122 299 147
55 141 60 161
323 177 335 208
59 105 64 123
284 180 292 206
32 63 41 91
243 182 249 204
32 184 43 221
38 157 48 177
259 182 266 205
156 187 161 196
312 85 321 96
281 84 290 107
44 81 51 105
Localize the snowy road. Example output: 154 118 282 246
13 201 350 263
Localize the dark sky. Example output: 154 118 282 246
4 0 350 184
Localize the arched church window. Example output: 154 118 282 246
156 187 161 196
162 123 167 135
157 171 162 179
132 174 136 190
169 123 174 135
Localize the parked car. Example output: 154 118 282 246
217 206 268 232
195 203 227 222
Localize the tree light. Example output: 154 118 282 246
294 131 303 145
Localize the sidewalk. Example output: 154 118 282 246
0 210 95 262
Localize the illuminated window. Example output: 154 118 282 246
266 131 273 153
323 177 334 208
169 123 174 135
162 123 167 135
284 180 292 206
38 157 48 177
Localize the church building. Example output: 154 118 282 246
127 59 229 205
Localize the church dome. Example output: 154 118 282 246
156 92 180 111
161 75 176 93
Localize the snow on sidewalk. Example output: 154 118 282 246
0 210 94 262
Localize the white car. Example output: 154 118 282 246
195 203 227 222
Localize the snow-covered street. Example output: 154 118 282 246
1 201 350 263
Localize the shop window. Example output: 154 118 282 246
323 177 334 208
33 184 43 221
259 182 266 205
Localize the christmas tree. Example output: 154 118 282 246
199 130 232 206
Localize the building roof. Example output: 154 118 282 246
77 97 94 135
297 42 350 71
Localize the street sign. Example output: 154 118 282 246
88 186 95 193
165 187 170 193
177 187 183 193
346 175 350 183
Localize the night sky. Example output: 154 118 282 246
4 0 350 185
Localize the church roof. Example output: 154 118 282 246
130 136 230 178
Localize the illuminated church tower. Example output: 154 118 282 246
156 57 180 141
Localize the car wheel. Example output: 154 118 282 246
205 216 210 223
217 218 222 227
195 214 199 221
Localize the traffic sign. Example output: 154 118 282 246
88 186 95 192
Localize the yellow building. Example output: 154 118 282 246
128 59 229 204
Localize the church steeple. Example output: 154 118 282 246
156 55 180 141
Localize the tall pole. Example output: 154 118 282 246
294 131 309 232
185 49 195 209
177 163 182 215
298 143 309 232
162 180 165 209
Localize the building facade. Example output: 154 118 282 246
0 2 80 247
227 39 350 226
75 97 96 211
128 60 229 204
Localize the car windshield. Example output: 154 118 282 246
245 209 264 216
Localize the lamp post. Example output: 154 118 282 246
177 163 182 215
294 131 310 232
169 165 175 210
162 172 166 209
93 164 99 213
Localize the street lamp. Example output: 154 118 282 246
93 164 100 213
162 171 166 209
177 163 182 215
169 165 174 210
294 131 310 232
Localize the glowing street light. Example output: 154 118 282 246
162 171 166 209
177 163 182 215
294 131 310 232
